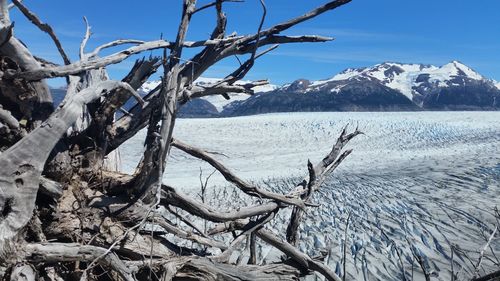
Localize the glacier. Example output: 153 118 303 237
120 111 500 280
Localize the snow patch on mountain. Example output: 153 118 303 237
425 61 483 85
495 81 500 90
310 68 364 87
381 64 431 100
330 84 346 94
139 80 161 94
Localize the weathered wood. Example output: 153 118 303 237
0 1 357 280
128 0 197 206
173 257 302 281
10 263 36 281
79 16 91 60
7 36 252 81
18 243 136 281
286 126 361 245
162 184 280 222
38 176 63 198
0 81 136 248
182 79 268 102
0 106 19 129
5 40 171 81
0 37 53 123
255 228 341 281
84 57 159 150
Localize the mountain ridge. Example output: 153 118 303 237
221 61 500 116
50 61 496 118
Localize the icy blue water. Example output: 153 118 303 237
121 112 500 280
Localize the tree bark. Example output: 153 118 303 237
0 1 358 280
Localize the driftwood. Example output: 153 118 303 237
0 0 420 280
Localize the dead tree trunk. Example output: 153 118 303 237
0 1 367 280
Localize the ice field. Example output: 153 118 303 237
120 112 500 280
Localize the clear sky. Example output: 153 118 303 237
10 0 500 86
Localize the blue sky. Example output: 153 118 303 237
10 0 500 86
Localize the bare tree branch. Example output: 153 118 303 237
473 226 499 279
171 138 307 209
11 0 71 65
286 126 361 244
238 0 351 44
79 16 91 60
5 40 171 80
161 185 279 222
182 79 268 101
18 243 136 281
88 39 145 59
7 0 21 10
0 0 10 25
155 215 228 250
193 0 243 14
130 0 198 206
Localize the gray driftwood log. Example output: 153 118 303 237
0 1 394 280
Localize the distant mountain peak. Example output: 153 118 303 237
223 60 500 116
308 61 491 102
283 79 311 92
439 60 483 80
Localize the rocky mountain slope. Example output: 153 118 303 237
221 78 418 116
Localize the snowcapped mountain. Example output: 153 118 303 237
134 61 499 118
222 61 500 116
307 61 492 104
